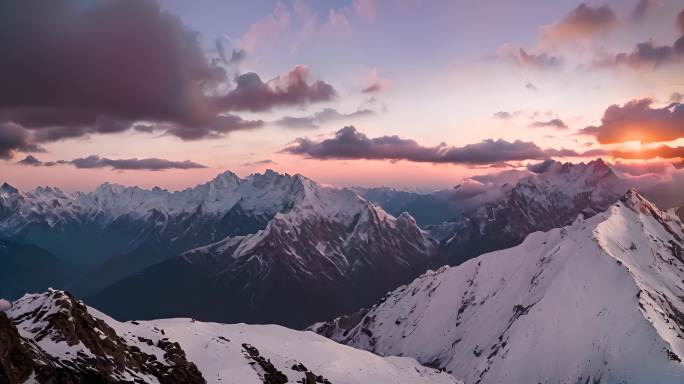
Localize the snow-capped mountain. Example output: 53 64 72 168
311 189 684 384
0 170 385 296
0 289 460 384
432 158 623 266
88 176 435 328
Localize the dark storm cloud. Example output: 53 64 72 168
281 126 580 165
0 0 224 127
155 115 265 140
218 66 336 112
0 122 44 159
583 98 684 144
275 108 374 130
17 155 207 171
529 119 568 130
0 1 337 145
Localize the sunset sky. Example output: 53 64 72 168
1 0 684 192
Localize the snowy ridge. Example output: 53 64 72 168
0 169 391 297
2 290 461 384
312 189 684 384
0 170 342 231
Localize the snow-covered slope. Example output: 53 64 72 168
88 178 435 328
312 189 684 384
0 289 460 384
433 158 623 266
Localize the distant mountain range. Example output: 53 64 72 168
88 174 435 328
0 289 459 384
0 159 645 328
311 189 684 383
3 162 684 383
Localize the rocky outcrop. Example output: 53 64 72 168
3 290 205 383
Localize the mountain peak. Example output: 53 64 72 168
94 181 127 195
619 187 666 219
0 182 18 194
214 169 239 179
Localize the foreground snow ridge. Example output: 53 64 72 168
312 189 684 384
2 289 460 384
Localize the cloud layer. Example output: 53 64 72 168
18 155 206 171
529 119 568 130
275 108 373 129
0 122 43 159
282 126 579 165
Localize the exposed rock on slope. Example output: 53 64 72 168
2 289 204 383
0 290 460 384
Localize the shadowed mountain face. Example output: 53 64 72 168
0 171 312 296
88 178 435 329
0 239 69 300
312 190 684 384
354 187 465 226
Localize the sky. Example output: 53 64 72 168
1 0 684 192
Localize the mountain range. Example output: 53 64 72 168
88 174 434 328
0 159 639 328
2 160 684 382
311 189 684 383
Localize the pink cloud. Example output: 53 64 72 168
354 0 377 22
